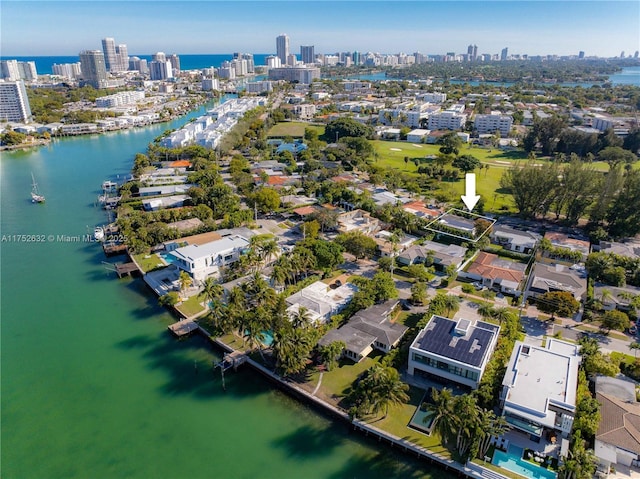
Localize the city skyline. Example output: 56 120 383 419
2 1 639 58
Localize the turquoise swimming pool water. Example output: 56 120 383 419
492 445 557 479
159 252 176 264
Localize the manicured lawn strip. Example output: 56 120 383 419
175 294 206 317
267 121 307 137
573 324 629 341
132 253 166 273
364 385 453 457
311 354 382 401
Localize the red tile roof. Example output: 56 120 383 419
467 252 525 284
168 160 192 168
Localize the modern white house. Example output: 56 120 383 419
285 281 358 325
500 339 581 440
408 315 500 389
169 235 250 281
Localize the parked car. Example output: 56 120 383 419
472 282 483 291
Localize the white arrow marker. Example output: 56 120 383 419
461 173 481 212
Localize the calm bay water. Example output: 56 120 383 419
0 104 450 478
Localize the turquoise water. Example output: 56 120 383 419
0 103 451 479
492 446 557 479
159 252 176 264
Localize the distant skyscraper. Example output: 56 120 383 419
168 54 181 74
53 62 82 79
276 34 289 65
301 45 315 64
352 51 360 65
635 51 639 59
153 52 167 62
115 44 128 71
467 44 478 61
101 38 118 72
578 51 585 59
501 47 509 61
0 80 32 122
620 51 625 58
79 50 108 88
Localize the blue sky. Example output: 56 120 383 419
2 1 639 57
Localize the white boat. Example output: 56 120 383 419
102 180 118 191
94 226 105 241
31 173 45 203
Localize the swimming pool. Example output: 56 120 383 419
159 252 176 265
492 445 557 479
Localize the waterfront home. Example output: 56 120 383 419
408 315 500 389
336 209 380 236
501 340 580 440
526 262 587 301
169 235 250 281
594 376 640 472
318 300 407 362
490 225 541 254
397 241 466 271
142 194 188 211
137 184 193 197
464 252 526 295
285 280 358 325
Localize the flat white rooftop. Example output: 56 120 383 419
502 339 580 427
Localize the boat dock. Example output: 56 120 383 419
168 319 199 337
114 262 139 278
103 242 127 256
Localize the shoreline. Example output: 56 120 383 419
190 322 498 479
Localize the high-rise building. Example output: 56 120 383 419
467 44 478 61
352 51 360 65
0 80 32 122
578 51 585 59
53 62 82 79
276 34 289 65
168 54 181 74
635 51 639 59
116 44 129 71
1 60 21 81
149 60 173 81
301 45 315 64
101 38 118 72
501 47 509 61
620 51 625 58
79 50 108 88
265 55 281 68
153 52 167 62
17 62 38 81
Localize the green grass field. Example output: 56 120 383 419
267 121 308 137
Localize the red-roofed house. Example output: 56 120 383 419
465 252 526 295
168 160 192 168
402 200 442 220
293 205 319 218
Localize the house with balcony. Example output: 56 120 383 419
500 339 581 440
408 315 500 389
169 235 250 281
336 209 380 236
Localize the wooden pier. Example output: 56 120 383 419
168 319 199 337
114 262 139 278
103 242 127 256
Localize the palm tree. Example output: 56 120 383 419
629 342 640 358
375 367 409 418
443 294 461 318
425 388 457 444
493 307 513 325
599 288 613 305
178 271 192 298
199 277 224 310
477 409 509 459
477 302 496 319
290 306 312 329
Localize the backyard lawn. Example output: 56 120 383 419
175 294 206 318
132 253 166 273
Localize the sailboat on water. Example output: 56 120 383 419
30 172 45 203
